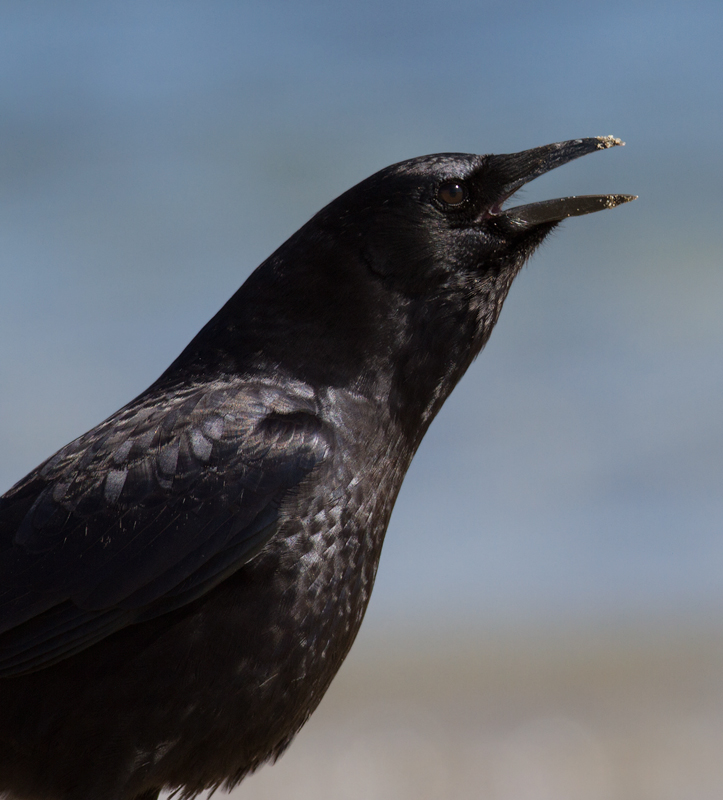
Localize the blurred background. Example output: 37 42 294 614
1 1 722 797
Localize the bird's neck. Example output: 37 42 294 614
158 230 494 452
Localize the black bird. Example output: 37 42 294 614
0 137 634 800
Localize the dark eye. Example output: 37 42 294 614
437 181 467 207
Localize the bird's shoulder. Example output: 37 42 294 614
2 377 329 545
0 376 336 673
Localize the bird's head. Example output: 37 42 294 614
302 137 635 429
320 136 633 306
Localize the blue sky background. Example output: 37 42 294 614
1 0 722 633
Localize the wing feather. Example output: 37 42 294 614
0 378 329 675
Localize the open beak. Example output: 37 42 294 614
487 136 636 226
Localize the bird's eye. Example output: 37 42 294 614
437 181 467 207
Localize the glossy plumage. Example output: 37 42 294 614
0 138 632 800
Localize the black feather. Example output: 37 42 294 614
0 139 632 800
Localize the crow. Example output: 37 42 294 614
0 137 634 800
